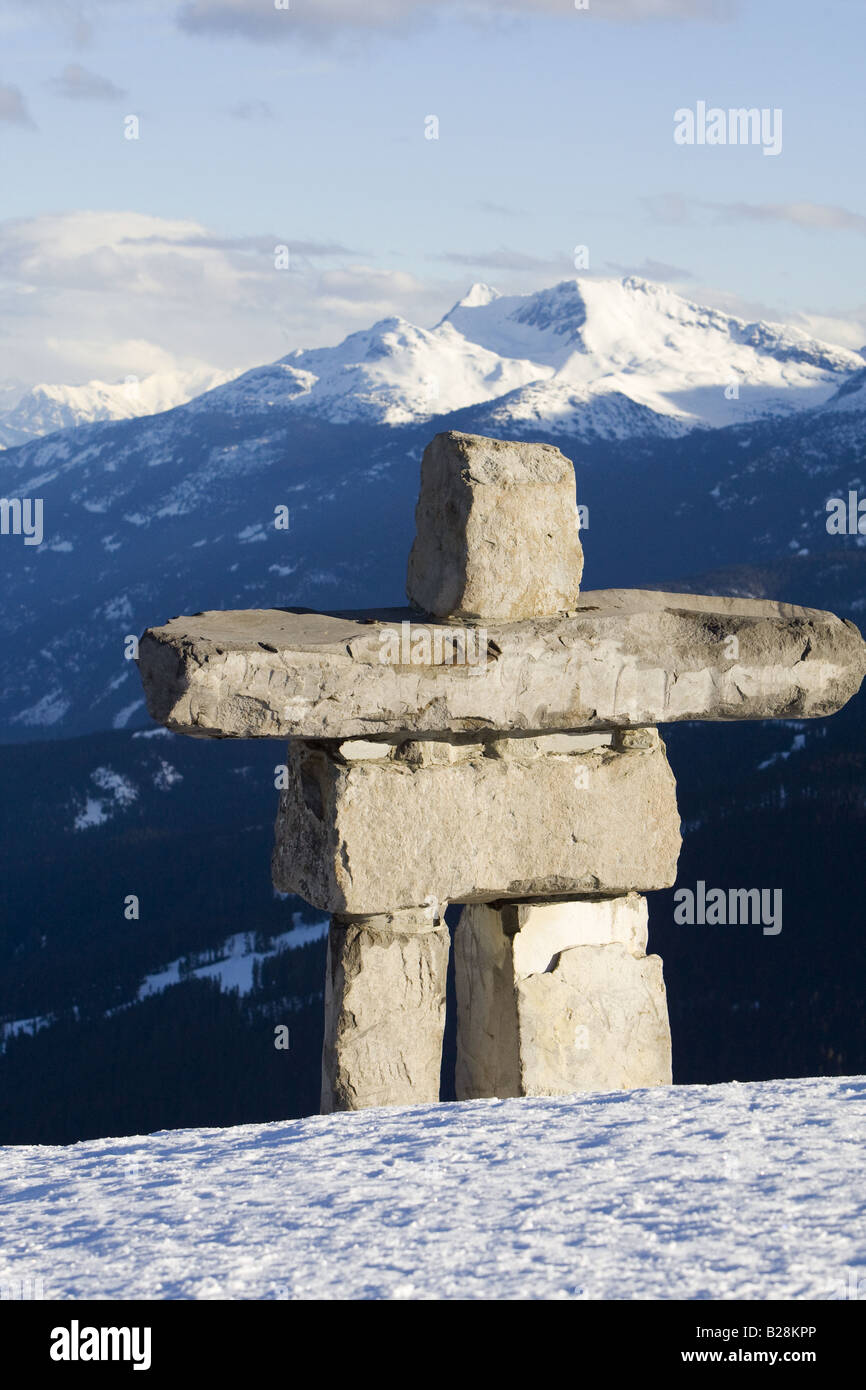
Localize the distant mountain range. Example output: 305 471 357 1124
1 276 864 741
3 277 863 449
0 366 242 450
142 275 863 436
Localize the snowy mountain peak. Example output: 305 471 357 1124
225 275 863 434
454 281 502 310
5 277 864 447
0 366 243 450
510 278 589 341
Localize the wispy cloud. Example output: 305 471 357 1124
643 193 866 237
118 231 356 256
71 15 94 46
605 257 695 282
0 208 859 389
793 307 866 353
176 0 731 42
50 63 126 102
640 192 692 225
229 99 274 120
710 200 866 236
476 200 527 219
316 264 429 305
436 247 567 272
0 81 36 127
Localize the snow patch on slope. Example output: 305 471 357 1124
138 919 328 1000
12 691 72 729
0 916 327 1052
72 766 138 831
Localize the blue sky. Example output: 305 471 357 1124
0 0 864 387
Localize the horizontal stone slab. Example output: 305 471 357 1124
271 734 682 915
138 590 866 740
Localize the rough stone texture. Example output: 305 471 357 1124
334 905 442 934
321 917 449 1113
138 589 866 741
517 944 672 1095
272 733 681 914
455 897 671 1101
406 431 585 622
507 895 650 973
335 731 612 765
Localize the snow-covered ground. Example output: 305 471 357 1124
1 1076 863 1301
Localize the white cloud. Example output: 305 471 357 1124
315 265 426 305
0 210 455 387
790 310 866 354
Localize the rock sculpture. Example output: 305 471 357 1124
138 431 866 1112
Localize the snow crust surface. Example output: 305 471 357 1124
1 1076 863 1301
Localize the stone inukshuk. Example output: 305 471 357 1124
137 431 866 1113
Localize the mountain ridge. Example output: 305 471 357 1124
3 276 862 451
208 276 864 435
1 274 864 742
0 365 243 450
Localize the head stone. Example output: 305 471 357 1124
406 431 584 623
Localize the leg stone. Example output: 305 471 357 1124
455 896 672 1100
321 907 449 1113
